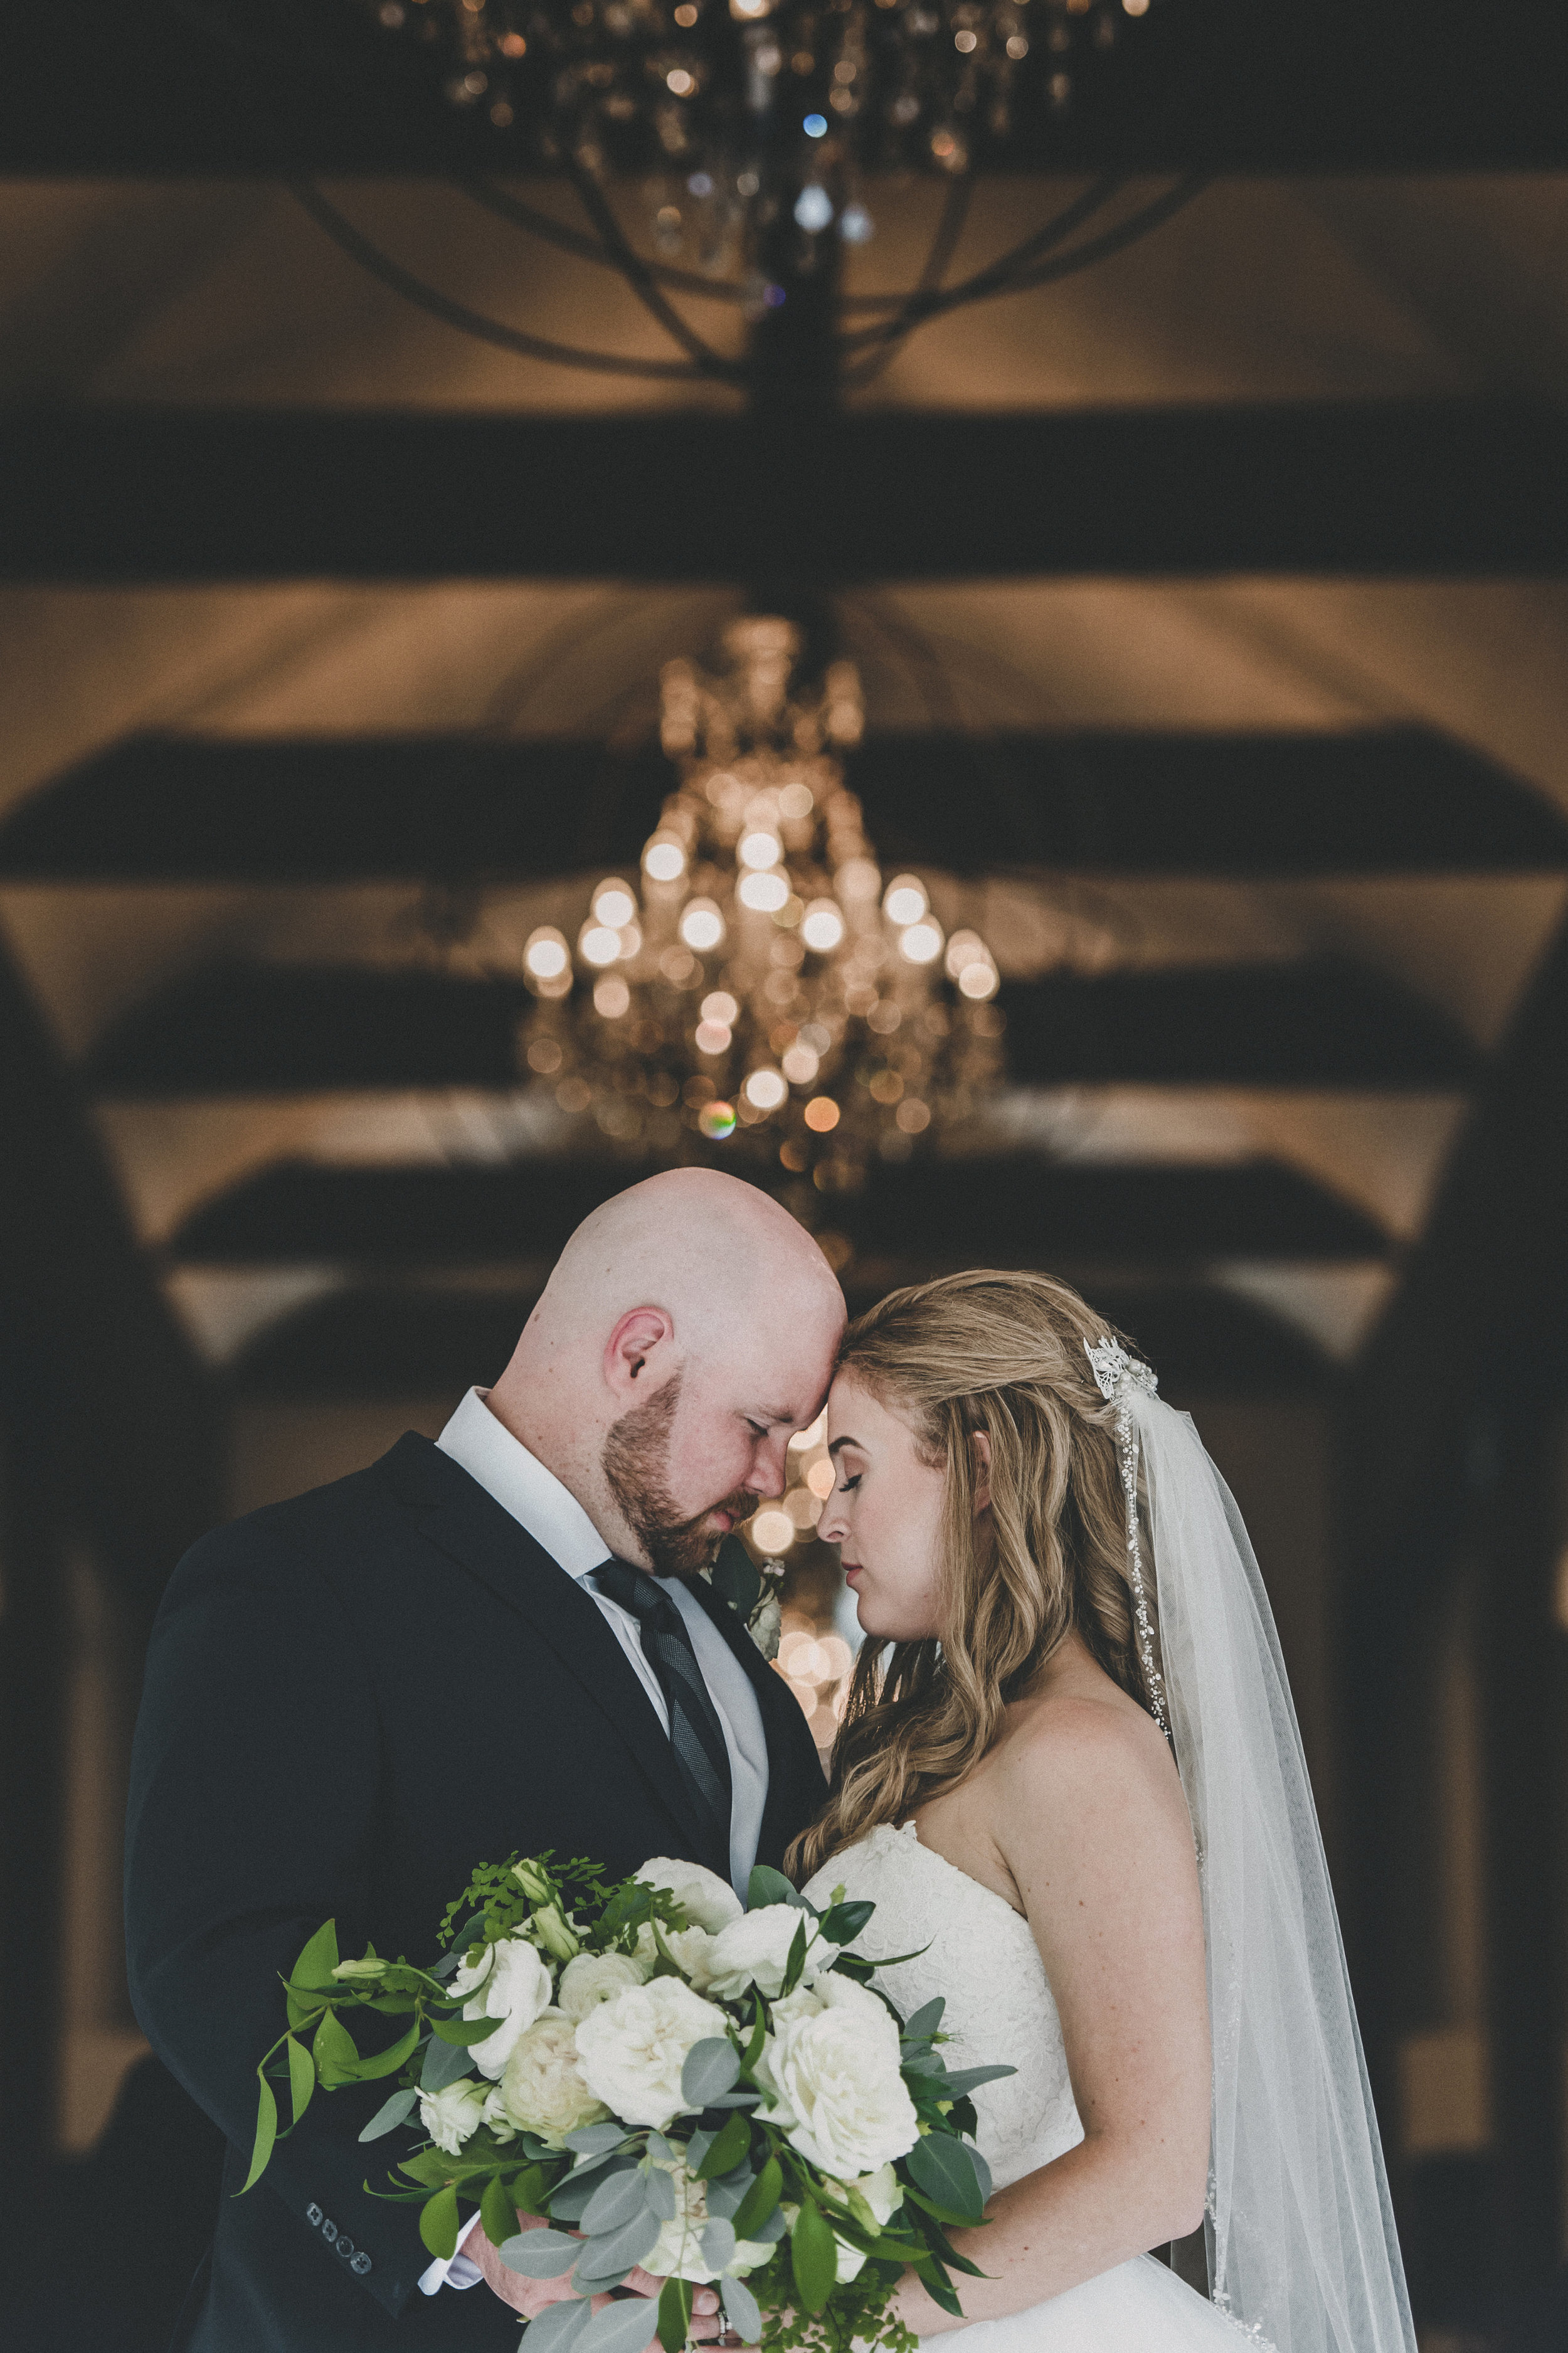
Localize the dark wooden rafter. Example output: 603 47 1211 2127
167 1154 1391 1266
4 0 1567 173
1338 908 1568 2297
0 941 220 1613
85 956 1476 1093
5 405 1568 581
7 727 1565 883
229 1273 1333 1398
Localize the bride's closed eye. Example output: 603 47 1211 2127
836 1472 862 1493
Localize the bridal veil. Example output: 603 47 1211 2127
1087 1340 1417 2353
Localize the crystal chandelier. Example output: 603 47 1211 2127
517 616 1004 1190
361 0 1153 279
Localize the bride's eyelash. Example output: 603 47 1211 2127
838 1472 862 1493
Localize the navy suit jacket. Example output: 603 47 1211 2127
125 1432 826 2352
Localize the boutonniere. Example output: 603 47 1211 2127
702 1534 785 1661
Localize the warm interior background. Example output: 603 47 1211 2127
1 6 1567 2350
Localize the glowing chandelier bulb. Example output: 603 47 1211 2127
679 898 726 952
899 919 945 966
884 874 928 927
738 829 782 871
800 898 845 954
592 879 638 928
643 834 687 884
579 922 623 968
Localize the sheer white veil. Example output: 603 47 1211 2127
1086 1338 1416 2353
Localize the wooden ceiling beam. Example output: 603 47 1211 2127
85 957 1476 1093
227 1274 1334 1398
4 404 1567 582
9 728 1564 882
166 1155 1393 1265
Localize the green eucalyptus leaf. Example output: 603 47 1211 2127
908 2133 988 2223
421 2032 475 2093
900 1998 946 2041
721 2273 762 2344
746 1865 811 1915
682 2036 741 2109
501 2229 585 2279
359 2086 420 2142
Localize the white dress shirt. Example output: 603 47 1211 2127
420 1387 770 2297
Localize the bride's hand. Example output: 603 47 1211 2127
474 2209 726 2338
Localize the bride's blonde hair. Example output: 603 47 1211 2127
788 1268 1158 1884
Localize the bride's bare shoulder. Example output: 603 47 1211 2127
995 1655 1186 1832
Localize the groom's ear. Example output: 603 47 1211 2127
604 1305 675 1397
971 1430 992 1516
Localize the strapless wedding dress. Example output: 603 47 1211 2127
802 1821 1259 2351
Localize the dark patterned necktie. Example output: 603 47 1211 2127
594 1558 734 1874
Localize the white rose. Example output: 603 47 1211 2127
557 1950 647 2023
632 1921 719 1990
418 2076 489 2155
645 2155 775 2284
574 1976 732 2132
495 2010 611 2147
635 1857 743 1935
704 1904 818 2002
765 1973 918 2177
453 1935 554 2079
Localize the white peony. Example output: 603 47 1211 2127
644 2154 776 2284
704 1903 819 2002
761 1972 918 2177
574 1975 732 2132
556 1950 647 2022
494 2010 610 2147
453 1935 554 2079
634 1857 743 1935
632 1920 719 1990
418 2076 489 2155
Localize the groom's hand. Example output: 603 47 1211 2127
474 2211 726 2339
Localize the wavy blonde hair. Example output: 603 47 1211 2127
788 1268 1157 1884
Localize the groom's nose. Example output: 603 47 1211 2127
744 1430 791 1494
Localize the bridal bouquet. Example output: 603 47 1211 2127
245 1849 1011 2353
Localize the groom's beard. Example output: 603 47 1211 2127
601 1373 751 1581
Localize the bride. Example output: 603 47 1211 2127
792 1267 1416 2353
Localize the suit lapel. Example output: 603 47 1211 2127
685 1575 827 1871
376 1433 713 1864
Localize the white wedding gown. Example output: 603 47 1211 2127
802 1821 1258 2351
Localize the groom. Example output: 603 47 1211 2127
125 1169 844 2352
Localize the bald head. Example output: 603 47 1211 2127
487 1170 845 1574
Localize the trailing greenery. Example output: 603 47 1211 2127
242 1849 1013 2353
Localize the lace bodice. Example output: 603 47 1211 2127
802 1820 1083 2193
